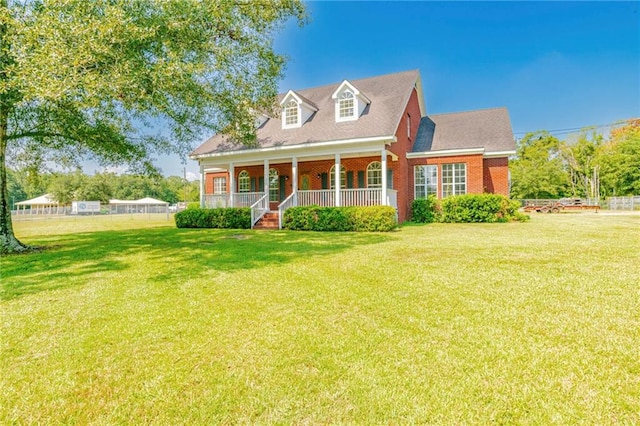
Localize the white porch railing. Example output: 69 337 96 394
204 194 230 208
250 193 269 228
233 192 265 208
205 192 264 209
278 192 297 229
297 189 335 207
297 188 392 207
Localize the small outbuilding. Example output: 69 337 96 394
14 194 67 215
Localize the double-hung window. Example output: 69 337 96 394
268 168 279 202
238 170 250 193
414 165 437 198
213 177 227 194
367 162 382 188
338 91 355 119
442 163 466 197
284 100 298 127
329 165 346 189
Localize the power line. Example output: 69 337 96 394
513 119 633 137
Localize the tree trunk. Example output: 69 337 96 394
0 0 30 254
0 109 29 254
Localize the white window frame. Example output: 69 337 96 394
283 100 299 128
442 163 467 197
367 161 382 188
238 170 250 193
338 91 355 120
414 165 438 199
213 177 227 194
329 165 346 190
269 168 279 202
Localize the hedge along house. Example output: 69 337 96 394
190 70 516 228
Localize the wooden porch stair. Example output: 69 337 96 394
253 212 279 230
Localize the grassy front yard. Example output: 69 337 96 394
2 213 639 423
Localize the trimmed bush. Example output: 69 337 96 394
411 195 441 223
440 194 528 223
175 208 251 229
283 205 397 232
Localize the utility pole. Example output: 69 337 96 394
183 167 187 203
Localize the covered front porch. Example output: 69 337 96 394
198 145 398 229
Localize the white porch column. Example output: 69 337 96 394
292 157 298 203
381 149 388 205
199 164 205 208
229 163 235 207
263 159 269 195
334 153 341 207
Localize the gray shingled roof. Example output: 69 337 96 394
413 107 515 153
191 69 420 157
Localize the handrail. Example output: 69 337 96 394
250 193 269 228
277 192 297 229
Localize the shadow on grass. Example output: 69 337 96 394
1 228 392 300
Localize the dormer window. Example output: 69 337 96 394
339 91 355 119
280 90 318 129
332 80 371 123
284 100 299 127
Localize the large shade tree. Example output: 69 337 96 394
0 0 306 253
509 131 570 199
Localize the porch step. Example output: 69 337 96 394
254 212 279 230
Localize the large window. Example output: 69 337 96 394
367 161 382 188
442 163 466 197
338 91 355 119
238 170 250 193
213 177 227 194
269 168 279 202
414 165 437 198
329 164 346 189
284 100 298 126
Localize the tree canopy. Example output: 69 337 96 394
510 119 640 200
0 0 306 253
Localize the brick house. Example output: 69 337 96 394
190 70 515 228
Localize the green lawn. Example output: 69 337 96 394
2 213 639 424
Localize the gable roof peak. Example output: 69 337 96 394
331 80 371 104
280 89 319 111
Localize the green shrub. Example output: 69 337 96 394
175 208 251 229
350 206 398 231
411 195 441 223
282 205 397 232
440 194 529 223
186 202 200 210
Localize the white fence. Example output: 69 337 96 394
608 196 640 210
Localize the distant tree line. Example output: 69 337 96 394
7 169 200 208
510 119 640 199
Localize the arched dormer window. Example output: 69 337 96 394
280 90 318 129
332 80 370 123
367 161 382 188
329 165 346 190
338 91 355 119
284 100 298 127
238 170 250 193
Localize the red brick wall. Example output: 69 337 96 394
483 157 510 195
407 154 484 199
387 88 423 222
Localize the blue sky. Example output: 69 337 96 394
173 0 639 178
